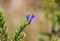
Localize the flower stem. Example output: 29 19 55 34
12 21 29 41
0 9 8 41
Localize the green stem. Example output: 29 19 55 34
0 9 8 41
12 21 29 41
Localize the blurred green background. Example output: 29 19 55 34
0 0 60 41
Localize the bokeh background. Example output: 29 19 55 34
0 0 60 41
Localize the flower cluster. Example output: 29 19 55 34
26 14 36 23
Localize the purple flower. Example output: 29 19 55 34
25 14 30 21
29 14 35 22
26 13 35 23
